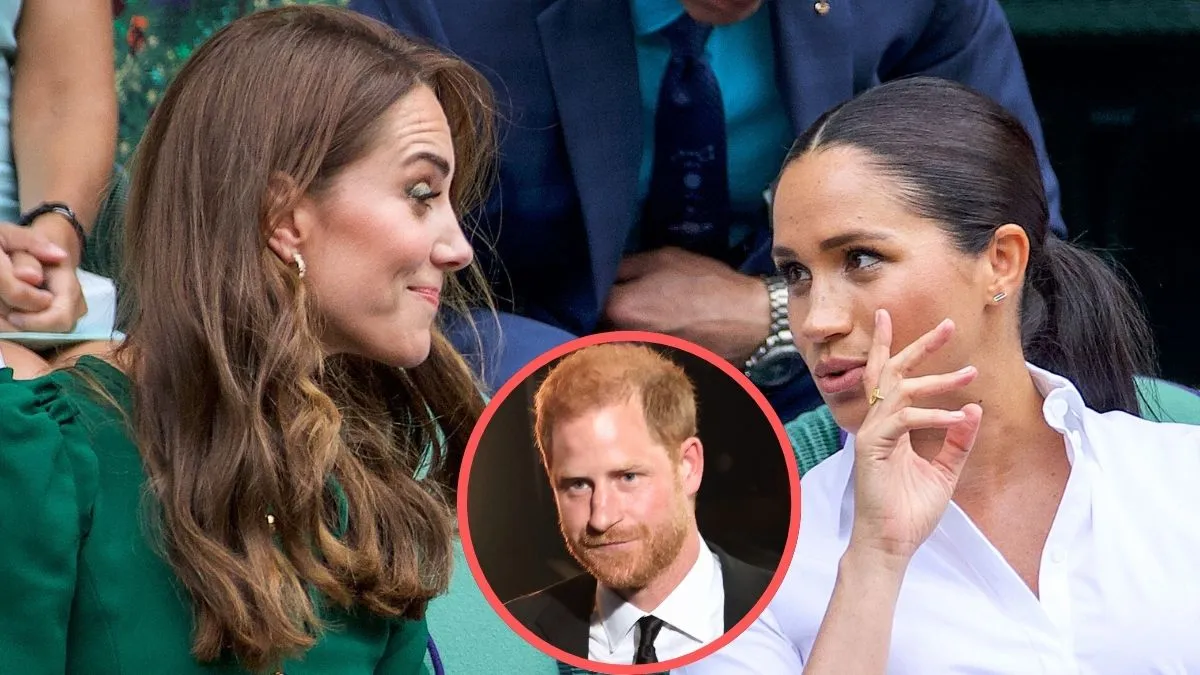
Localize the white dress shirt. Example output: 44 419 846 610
589 536 725 664
680 364 1200 674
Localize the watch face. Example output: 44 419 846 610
749 350 807 389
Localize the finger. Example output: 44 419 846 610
0 314 18 331
886 317 955 381
867 406 971 450
0 224 69 263
8 303 83 332
9 251 45 287
8 267 86 332
615 251 656 282
602 287 649 331
863 308 893 396
886 366 979 406
0 261 54 313
929 403 984 483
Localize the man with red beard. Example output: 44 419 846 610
504 342 771 666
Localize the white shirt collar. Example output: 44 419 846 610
1027 362 1087 432
833 363 1091 536
596 537 719 652
843 362 1088 450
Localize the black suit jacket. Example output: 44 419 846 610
503 543 773 659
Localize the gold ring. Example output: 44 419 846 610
868 387 885 406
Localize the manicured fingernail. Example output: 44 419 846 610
959 366 976 374
45 244 67 257
951 411 966 419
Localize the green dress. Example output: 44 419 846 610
0 356 429 674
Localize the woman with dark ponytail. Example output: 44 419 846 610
681 77 1200 674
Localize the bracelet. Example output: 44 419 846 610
17 201 87 258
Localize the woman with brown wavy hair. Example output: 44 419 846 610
0 6 499 674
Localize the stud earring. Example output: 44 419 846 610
992 291 1007 303
292 252 306 279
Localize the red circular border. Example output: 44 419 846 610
456 330 803 674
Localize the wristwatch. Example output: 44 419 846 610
744 275 806 389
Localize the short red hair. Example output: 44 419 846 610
533 343 697 463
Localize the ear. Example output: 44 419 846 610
677 437 704 498
264 172 316 266
985 224 1030 302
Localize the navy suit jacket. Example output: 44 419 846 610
351 0 1065 337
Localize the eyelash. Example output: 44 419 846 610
563 474 638 492
777 248 886 289
407 182 443 209
846 248 884 271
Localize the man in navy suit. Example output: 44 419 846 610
350 0 1065 421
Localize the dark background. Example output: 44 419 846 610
465 344 793 603
999 1 1200 387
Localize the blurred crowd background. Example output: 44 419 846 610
109 0 1198 386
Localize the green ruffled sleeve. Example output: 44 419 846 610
0 369 99 673
784 405 843 476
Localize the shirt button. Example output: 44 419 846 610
1049 398 1069 422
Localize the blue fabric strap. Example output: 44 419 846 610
427 634 445 675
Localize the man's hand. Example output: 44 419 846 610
603 247 769 363
0 219 85 332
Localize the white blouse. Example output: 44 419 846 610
680 365 1200 674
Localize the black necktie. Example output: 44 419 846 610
641 13 730 260
633 614 665 665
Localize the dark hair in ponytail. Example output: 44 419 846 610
782 76 1156 414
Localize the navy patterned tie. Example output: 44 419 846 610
641 13 730 259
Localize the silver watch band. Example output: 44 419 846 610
744 275 794 373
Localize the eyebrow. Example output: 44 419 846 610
772 229 894 259
402 150 451 177
553 465 646 486
554 475 586 489
609 465 645 476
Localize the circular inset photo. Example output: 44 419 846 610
457 331 800 674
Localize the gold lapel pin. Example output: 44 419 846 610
815 1 831 15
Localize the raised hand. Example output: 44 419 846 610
848 309 983 564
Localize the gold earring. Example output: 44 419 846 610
992 291 1007 303
292 252 306 279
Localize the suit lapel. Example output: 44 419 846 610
711 543 773 631
536 0 643 311
533 573 597 659
770 0 854 136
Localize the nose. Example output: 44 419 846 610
587 483 619 533
431 213 474 272
796 282 853 345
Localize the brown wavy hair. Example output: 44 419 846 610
115 6 493 671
